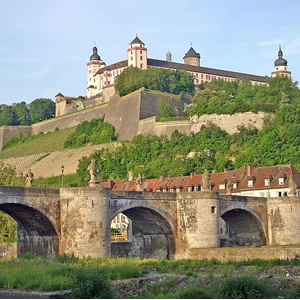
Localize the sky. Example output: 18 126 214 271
1 0 300 105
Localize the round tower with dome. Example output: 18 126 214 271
87 46 106 98
271 45 291 78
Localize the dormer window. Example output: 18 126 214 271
248 180 253 187
162 188 167 193
218 184 225 190
176 188 181 193
233 183 237 189
156 189 161 193
194 186 199 191
278 177 285 185
188 186 193 192
264 179 270 186
170 188 174 193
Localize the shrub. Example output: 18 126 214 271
176 285 214 299
158 100 175 117
70 267 114 299
218 275 273 299
64 118 116 148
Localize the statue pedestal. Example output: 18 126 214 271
89 180 99 187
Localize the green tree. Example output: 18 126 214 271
29 98 55 123
158 100 175 117
12 102 31 125
0 105 18 126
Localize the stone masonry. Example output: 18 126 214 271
0 186 300 259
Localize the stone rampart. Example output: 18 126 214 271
0 90 271 149
137 112 270 138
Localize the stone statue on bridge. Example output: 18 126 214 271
136 174 145 191
288 176 297 196
202 169 211 191
226 180 234 195
88 159 99 187
25 169 34 187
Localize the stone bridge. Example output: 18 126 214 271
0 186 300 259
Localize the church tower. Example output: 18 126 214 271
87 46 105 98
127 34 147 69
271 45 291 78
183 45 200 66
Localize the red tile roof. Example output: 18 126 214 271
99 165 300 194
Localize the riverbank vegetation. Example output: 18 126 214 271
1 254 300 298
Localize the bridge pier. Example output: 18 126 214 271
60 187 111 258
176 192 219 258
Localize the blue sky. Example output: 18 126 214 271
1 0 300 105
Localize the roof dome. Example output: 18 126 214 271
90 46 101 61
274 45 287 67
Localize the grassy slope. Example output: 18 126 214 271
0 127 75 159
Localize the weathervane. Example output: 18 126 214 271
136 30 138 36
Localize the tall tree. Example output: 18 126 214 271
12 101 31 125
29 98 55 123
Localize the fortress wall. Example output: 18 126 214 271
137 112 269 138
137 117 192 137
139 90 189 119
31 104 108 135
0 126 32 149
104 93 141 140
191 112 270 135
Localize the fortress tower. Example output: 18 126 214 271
183 45 200 66
87 46 105 97
271 45 291 78
127 34 147 69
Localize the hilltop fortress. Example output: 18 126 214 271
0 36 291 149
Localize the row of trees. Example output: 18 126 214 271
0 98 55 126
115 67 195 96
185 76 300 116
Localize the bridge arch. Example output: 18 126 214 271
220 205 266 247
111 203 176 259
0 200 59 257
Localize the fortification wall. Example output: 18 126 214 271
0 126 32 150
137 112 269 138
0 90 271 150
31 104 108 135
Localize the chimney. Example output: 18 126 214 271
224 168 227 173
247 165 254 176
190 173 195 179
108 180 115 189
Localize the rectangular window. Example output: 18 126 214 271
264 179 270 186
188 186 193 192
140 63 143 68
162 189 167 193
278 177 285 185
176 188 181 193
156 189 161 193
233 183 237 188
218 184 225 190
248 180 253 187
140 56 143 60
140 50 142 54
170 188 174 193
211 206 216 214
131 56 133 61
